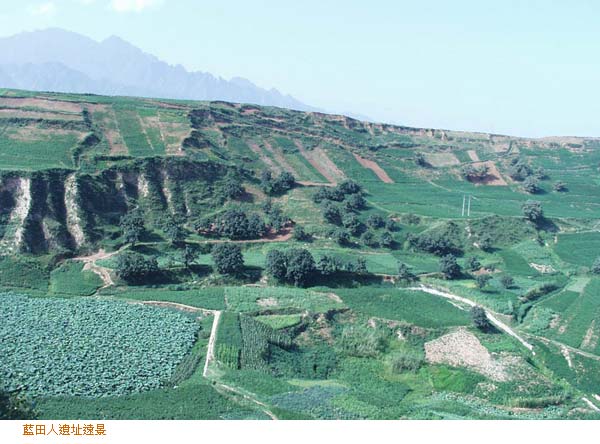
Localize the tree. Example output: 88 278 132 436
337 179 362 195
361 230 379 247
355 257 368 275
523 176 540 194
379 231 394 248
215 209 266 240
317 255 342 276
471 306 491 331
385 218 398 231
115 251 159 283
322 202 342 225
119 208 145 246
223 171 244 199
265 249 287 280
415 153 428 167
500 275 515 289
293 225 311 241
522 200 544 223
476 274 492 290
285 248 316 287
462 164 489 182
344 193 366 211
439 254 461 279
212 243 244 275
367 214 385 229
0 387 36 420
591 257 600 274
333 229 351 246
553 181 568 192
478 233 494 252
343 213 364 236
466 256 481 272
163 215 185 245
182 244 198 269
398 262 416 282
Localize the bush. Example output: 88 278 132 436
476 274 492 290
592 257 600 274
339 325 387 358
367 214 385 229
388 350 424 373
500 275 515 289
523 177 541 194
522 200 543 223
265 248 316 287
466 256 481 272
212 243 244 275
119 208 145 246
553 181 568 192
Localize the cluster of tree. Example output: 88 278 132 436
313 179 364 204
115 251 159 284
508 158 547 194
265 248 317 287
414 153 429 167
262 201 290 232
260 171 295 195
159 214 186 245
461 164 489 182
439 254 461 279
317 254 368 275
210 209 268 240
407 223 463 256
397 261 417 282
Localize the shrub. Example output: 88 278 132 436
553 181 568 192
439 254 461 280
367 214 385 229
476 274 492 290
500 275 515 289
471 306 490 331
522 200 543 223
388 350 424 373
466 256 481 272
592 257 600 274
523 177 541 194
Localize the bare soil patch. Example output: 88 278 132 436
294 141 345 184
248 141 282 173
353 153 394 183
263 140 299 176
426 152 460 167
469 161 508 186
0 108 82 121
425 328 509 381
0 97 82 113
467 150 480 161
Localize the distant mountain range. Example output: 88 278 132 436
0 28 318 112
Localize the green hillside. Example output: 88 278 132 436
1 88 599 419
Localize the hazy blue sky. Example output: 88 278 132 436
1 0 599 137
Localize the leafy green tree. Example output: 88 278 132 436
337 179 362 195
317 255 342 276
343 213 364 236
333 229 351 246
355 257 368 274
522 200 544 223
367 214 385 229
223 171 244 199
361 230 379 247
163 215 185 245
212 243 244 275
344 193 366 211
115 252 159 283
293 225 311 241
379 231 394 248
478 233 494 252
285 248 316 287
398 262 416 282
322 202 342 225
119 208 145 246
476 274 492 290
592 257 600 274
553 181 568 192
265 249 287 281
523 176 541 194
182 244 198 269
471 306 491 331
0 387 36 420
385 218 398 231
466 256 481 272
415 153 428 167
439 254 461 280
500 275 515 289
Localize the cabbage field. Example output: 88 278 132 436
0 294 199 398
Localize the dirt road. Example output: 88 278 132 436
203 311 221 377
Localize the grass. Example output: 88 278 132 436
554 231 600 267
109 286 227 311
49 261 103 296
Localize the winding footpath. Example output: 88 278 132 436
203 311 221 377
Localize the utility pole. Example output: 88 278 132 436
467 195 472 217
462 195 466 217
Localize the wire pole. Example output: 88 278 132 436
462 195 466 217
467 195 472 217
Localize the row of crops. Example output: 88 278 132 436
0 294 199 398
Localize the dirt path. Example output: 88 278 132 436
74 248 123 289
142 301 217 317
297 181 336 187
407 285 535 353
294 140 344 184
216 382 278 420
467 150 480 162
353 153 394 183
203 310 221 377
582 397 600 412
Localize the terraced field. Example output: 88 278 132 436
1 88 600 419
